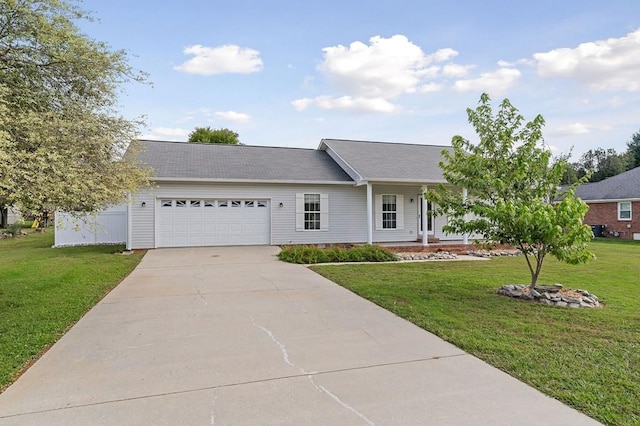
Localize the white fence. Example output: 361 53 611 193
54 205 127 247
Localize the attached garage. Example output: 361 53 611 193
158 198 270 247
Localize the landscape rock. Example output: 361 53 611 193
496 284 601 308
396 251 458 261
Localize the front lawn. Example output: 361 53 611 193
0 231 144 390
311 240 640 426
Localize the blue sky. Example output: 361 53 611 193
80 0 640 158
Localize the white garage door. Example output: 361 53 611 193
158 199 270 247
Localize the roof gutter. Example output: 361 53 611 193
152 177 355 185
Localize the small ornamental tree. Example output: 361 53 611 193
188 127 240 144
427 94 594 289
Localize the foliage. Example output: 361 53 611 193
0 231 144 389
0 0 151 217
5 221 23 236
188 127 240 144
311 240 640 426
563 129 640 184
427 93 594 287
569 148 629 183
626 130 640 170
278 244 398 264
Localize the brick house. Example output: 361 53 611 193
574 166 640 240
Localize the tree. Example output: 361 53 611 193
576 148 628 182
625 130 640 170
0 0 150 218
188 127 240 144
427 94 594 289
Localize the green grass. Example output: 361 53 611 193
0 231 144 390
311 240 640 426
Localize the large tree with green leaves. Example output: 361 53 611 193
188 127 240 144
625 130 640 170
427 94 594 288
0 0 150 219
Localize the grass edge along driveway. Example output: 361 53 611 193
311 240 640 426
0 231 144 391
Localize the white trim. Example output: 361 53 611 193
153 177 354 185
154 198 160 248
320 193 329 231
295 193 304 231
367 183 373 244
421 189 428 246
319 141 365 183
126 193 132 250
296 193 328 232
618 201 632 221
583 198 640 203
375 194 403 230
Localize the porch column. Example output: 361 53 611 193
462 187 469 245
421 186 429 246
366 182 373 244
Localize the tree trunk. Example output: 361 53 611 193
0 206 7 228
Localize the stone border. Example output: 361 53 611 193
395 251 458 261
497 284 601 308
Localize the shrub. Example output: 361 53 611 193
278 244 398 264
5 221 23 237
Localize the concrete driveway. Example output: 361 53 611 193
0 246 599 425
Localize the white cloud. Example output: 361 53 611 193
141 127 189 141
319 35 453 99
213 111 251 123
294 34 472 113
291 96 398 113
442 63 474 78
549 122 591 137
533 28 640 91
452 67 521 96
175 44 263 75
418 82 443 93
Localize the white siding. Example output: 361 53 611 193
130 182 369 248
54 205 127 247
130 181 464 248
371 185 419 243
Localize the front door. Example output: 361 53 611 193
418 197 434 235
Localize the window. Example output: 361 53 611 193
175 200 187 207
204 200 215 208
190 200 201 207
375 194 404 230
231 200 242 207
257 201 267 208
244 200 254 207
304 194 321 230
619 201 632 220
218 200 228 207
161 200 172 207
296 193 328 231
382 195 397 229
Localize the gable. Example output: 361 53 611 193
320 138 452 183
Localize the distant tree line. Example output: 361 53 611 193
563 129 640 184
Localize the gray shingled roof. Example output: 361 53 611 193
321 139 452 183
574 166 640 200
136 140 353 182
